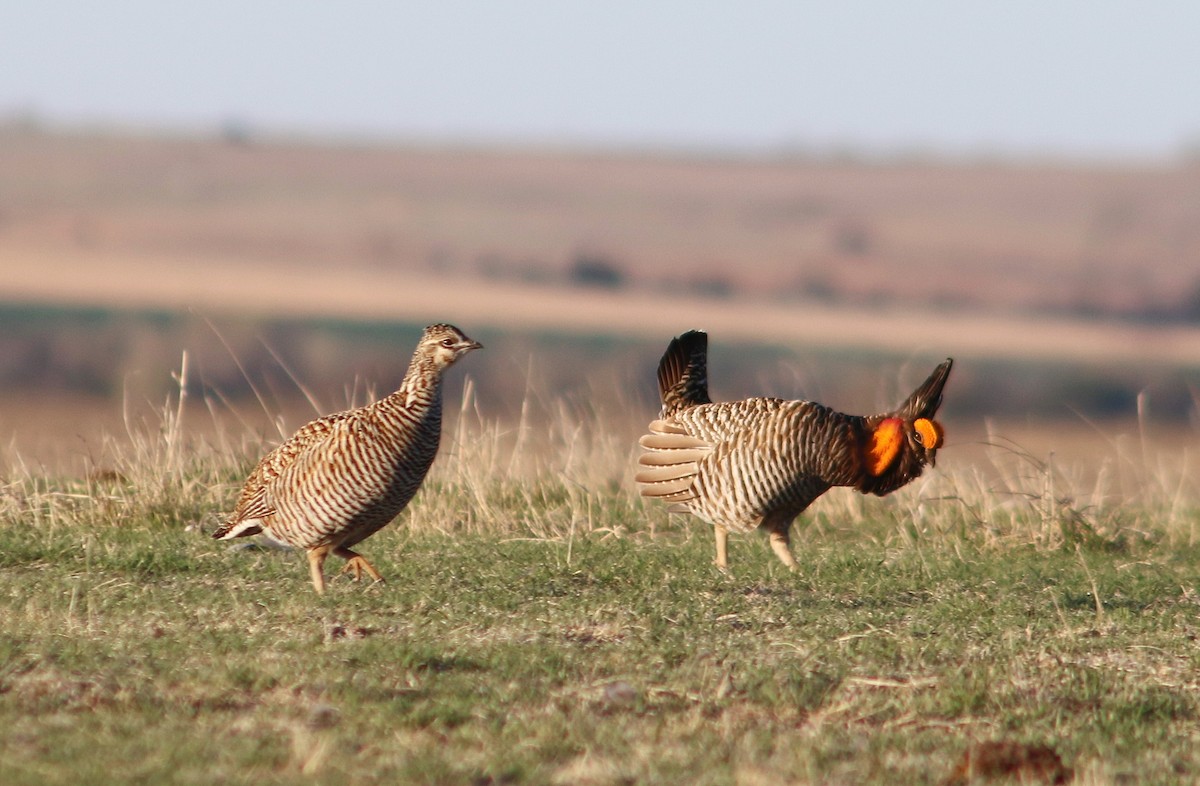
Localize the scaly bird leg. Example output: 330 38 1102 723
768 532 798 572
713 525 730 573
307 544 334 595
335 546 385 585
764 517 799 572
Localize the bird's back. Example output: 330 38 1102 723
225 411 349 516
646 398 867 531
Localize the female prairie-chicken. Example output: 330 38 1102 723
212 323 482 594
636 330 952 572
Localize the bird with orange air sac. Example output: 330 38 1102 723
636 330 952 572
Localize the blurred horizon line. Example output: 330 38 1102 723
5 107 1200 170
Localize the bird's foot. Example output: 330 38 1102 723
340 555 385 585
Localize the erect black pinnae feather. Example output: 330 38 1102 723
895 358 953 420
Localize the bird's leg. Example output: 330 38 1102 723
764 516 799 572
335 546 385 585
713 525 730 572
307 544 333 595
768 532 798 571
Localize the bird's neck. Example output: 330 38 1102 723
390 353 443 410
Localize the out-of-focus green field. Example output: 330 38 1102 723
1 301 1197 477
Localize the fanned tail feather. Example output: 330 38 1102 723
639 419 699 440
657 330 712 417
638 448 712 466
635 423 713 502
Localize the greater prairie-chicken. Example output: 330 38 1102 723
636 330 952 572
212 323 482 593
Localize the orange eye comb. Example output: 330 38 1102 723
866 418 903 476
914 418 944 449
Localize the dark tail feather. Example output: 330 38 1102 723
894 358 953 420
657 330 712 416
211 521 236 539
211 519 262 540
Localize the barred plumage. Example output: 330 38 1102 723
212 323 482 594
636 330 952 572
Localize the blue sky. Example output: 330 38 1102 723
4 1 1199 158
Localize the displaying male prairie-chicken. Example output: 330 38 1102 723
212 324 482 594
636 330 952 572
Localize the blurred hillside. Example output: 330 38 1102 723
1 127 1198 468
4 127 1200 319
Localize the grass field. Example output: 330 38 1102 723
2 128 1198 783
2 391 1197 785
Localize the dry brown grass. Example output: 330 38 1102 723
6 362 1194 553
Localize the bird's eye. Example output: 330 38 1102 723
440 338 455 348
912 430 924 446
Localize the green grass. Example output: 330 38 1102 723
3 513 1199 784
1 398 1198 784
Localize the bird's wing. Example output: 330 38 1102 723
682 399 845 523
227 410 353 522
636 399 787 509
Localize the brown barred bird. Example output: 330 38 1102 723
636 330 951 572
212 324 481 594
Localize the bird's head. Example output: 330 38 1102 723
420 324 483 368
865 416 946 475
909 417 945 467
